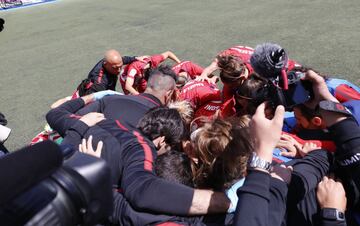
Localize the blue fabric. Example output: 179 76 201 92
226 178 246 213
93 90 122 100
326 78 360 95
343 100 360 124
273 148 293 163
283 111 296 132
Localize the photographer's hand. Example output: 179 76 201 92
250 103 285 163
79 135 103 158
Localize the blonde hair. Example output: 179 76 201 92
192 117 253 190
168 100 194 126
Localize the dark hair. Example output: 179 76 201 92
77 78 106 97
235 73 268 115
155 150 194 187
217 55 246 84
137 107 185 148
145 65 177 82
294 103 321 121
0 18 4 32
289 66 329 80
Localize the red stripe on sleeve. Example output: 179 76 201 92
133 131 153 171
97 68 104 83
115 120 129 132
157 222 184 226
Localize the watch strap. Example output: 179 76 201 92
248 153 272 172
320 208 345 221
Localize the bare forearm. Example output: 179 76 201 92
126 86 139 95
125 82 139 95
81 94 95 104
189 189 230 215
166 51 181 63
200 61 218 78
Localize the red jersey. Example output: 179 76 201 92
194 100 223 119
120 54 165 94
193 98 236 128
172 61 204 79
218 45 254 63
218 46 255 102
179 80 221 109
282 132 336 153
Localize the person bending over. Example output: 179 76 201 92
46 87 231 220
87 49 147 91
120 51 181 95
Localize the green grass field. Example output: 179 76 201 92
1 0 359 150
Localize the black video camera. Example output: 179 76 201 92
251 46 313 111
0 141 113 226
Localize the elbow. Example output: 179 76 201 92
162 51 172 58
45 109 56 126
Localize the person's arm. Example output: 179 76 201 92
46 95 93 136
122 56 150 65
286 149 331 205
234 103 286 226
304 70 360 190
317 177 347 226
46 91 120 136
195 60 219 83
122 56 137 65
189 62 204 79
50 96 71 109
234 170 271 226
161 51 181 64
125 77 139 95
120 139 230 215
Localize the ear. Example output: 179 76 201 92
311 116 323 127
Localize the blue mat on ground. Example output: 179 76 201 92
0 0 56 10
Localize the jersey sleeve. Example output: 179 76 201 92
46 97 104 137
122 56 137 65
188 62 204 79
46 98 86 136
120 132 194 215
150 54 165 68
126 62 141 79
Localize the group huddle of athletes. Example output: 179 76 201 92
36 42 360 225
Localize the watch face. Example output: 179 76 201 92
322 208 345 221
338 211 345 220
325 210 337 219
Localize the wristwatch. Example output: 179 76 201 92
248 152 272 172
320 208 345 221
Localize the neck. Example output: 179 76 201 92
144 89 165 105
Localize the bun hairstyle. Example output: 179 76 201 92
217 55 246 84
